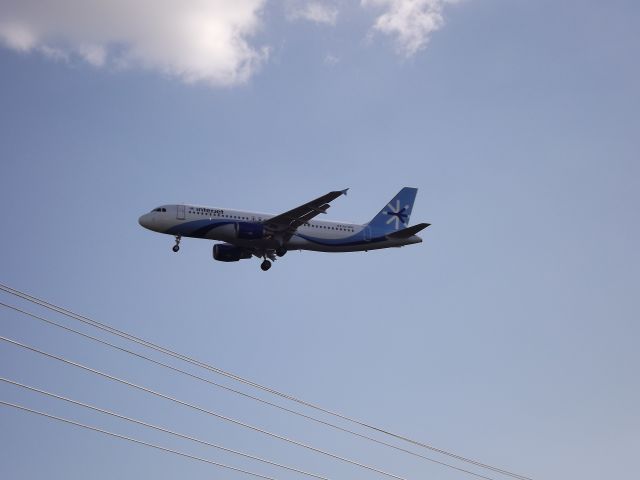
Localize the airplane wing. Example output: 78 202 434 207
264 189 349 238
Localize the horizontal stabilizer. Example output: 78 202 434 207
386 223 430 239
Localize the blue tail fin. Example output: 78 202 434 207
367 187 418 234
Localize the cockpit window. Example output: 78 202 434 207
154 208 161 212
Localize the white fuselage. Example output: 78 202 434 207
138 204 422 253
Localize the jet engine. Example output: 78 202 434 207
212 243 252 262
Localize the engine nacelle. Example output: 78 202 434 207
212 243 252 262
235 222 265 240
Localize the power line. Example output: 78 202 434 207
0 300 502 480
0 282 531 480
0 400 280 480
0 334 416 480
0 376 330 480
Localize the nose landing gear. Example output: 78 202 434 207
260 260 272 271
172 236 181 252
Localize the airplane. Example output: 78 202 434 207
138 187 430 271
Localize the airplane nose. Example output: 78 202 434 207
138 214 149 228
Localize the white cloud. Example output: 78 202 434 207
0 1 465 86
39 45 68 61
0 22 37 51
286 1 339 26
324 53 339 65
363 0 457 57
77 43 106 67
0 0 268 87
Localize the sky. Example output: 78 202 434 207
1 1 639 479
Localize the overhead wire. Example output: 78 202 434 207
0 300 502 480
0 400 280 480
0 376 330 480
0 282 531 480
0 334 419 480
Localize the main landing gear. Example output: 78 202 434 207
172 236 181 252
275 247 287 257
260 251 276 271
257 250 278 271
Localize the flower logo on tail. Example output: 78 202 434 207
385 200 409 230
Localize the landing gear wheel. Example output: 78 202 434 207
260 260 272 271
275 247 287 257
172 236 181 253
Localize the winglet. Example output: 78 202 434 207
341 188 349 196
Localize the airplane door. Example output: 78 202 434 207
177 205 186 220
364 226 371 241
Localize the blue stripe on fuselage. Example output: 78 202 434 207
293 232 386 247
165 219 234 237
165 220 388 247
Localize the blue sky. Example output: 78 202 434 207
1 1 639 479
